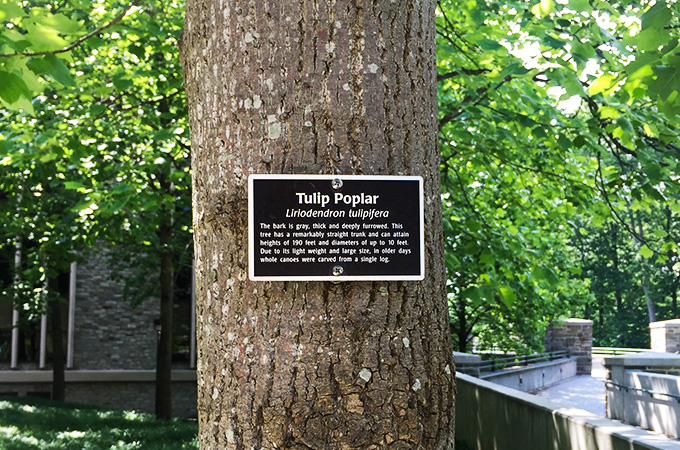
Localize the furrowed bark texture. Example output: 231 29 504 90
180 0 455 448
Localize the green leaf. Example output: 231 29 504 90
589 74 616 96
654 229 668 238
641 2 673 30
36 13 83 35
461 286 484 306
112 75 133 90
644 162 662 181
444 252 459 272
639 245 654 259
39 152 57 162
27 54 74 86
498 286 517 308
0 0 25 20
23 20 70 51
499 62 529 79
544 268 559 286
599 106 619 119
90 104 106 116
44 53 74 86
64 181 86 190
128 44 146 59
531 266 546 282
531 0 555 18
569 0 591 13
0 71 32 104
542 35 564 49
479 252 495 265
478 39 503 51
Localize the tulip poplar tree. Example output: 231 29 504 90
180 0 456 448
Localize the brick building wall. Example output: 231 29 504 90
1 248 198 417
73 251 158 370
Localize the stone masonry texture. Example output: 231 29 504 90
74 251 158 370
544 319 593 375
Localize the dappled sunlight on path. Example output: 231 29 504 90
533 357 607 416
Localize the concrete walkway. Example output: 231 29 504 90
533 356 607 416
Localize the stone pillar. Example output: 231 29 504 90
650 319 680 353
452 351 482 377
544 318 593 375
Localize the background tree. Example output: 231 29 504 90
437 0 680 351
180 0 455 448
0 0 190 418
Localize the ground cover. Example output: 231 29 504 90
0 396 197 450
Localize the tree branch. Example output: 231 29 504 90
0 0 141 59
595 151 648 246
439 76 512 128
437 68 490 82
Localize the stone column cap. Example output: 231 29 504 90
563 318 593 324
604 351 680 367
452 352 482 364
549 318 594 326
649 319 680 329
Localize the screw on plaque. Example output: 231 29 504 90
331 178 343 190
332 265 344 276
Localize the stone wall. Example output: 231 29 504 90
73 252 158 370
544 318 593 375
649 319 680 353
456 372 678 450
605 352 680 438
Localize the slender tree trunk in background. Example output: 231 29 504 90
630 212 657 324
48 279 65 402
456 298 468 353
180 0 455 448
156 218 174 420
642 281 657 323
155 98 176 420
611 223 622 312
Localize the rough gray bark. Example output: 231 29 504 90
180 0 455 448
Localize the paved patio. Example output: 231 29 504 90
533 355 607 416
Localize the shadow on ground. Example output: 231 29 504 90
0 396 197 450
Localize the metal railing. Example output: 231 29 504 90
605 380 680 402
477 350 570 373
592 347 650 356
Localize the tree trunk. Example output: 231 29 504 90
642 281 657 324
155 93 176 420
48 279 65 402
611 223 622 311
455 298 468 353
630 211 657 324
180 0 455 448
156 219 174 419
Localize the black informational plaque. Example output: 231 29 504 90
248 175 424 281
